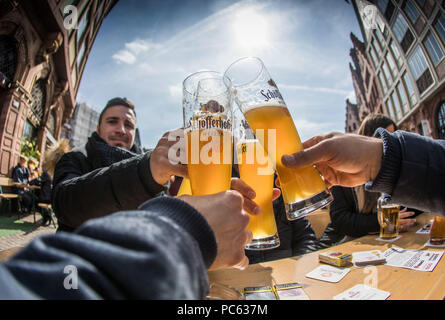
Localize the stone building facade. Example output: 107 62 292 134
347 0 445 139
0 0 116 176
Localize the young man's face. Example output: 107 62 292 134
97 105 137 151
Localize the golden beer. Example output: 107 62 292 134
378 205 400 239
244 104 326 204
237 140 278 239
186 127 232 196
177 177 192 196
430 216 445 245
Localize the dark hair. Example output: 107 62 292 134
98 97 136 125
358 114 397 137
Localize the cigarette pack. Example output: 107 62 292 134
352 250 386 266
319 251 352 267
243 286 276 300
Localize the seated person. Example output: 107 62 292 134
12 155 34 214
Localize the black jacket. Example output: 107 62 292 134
0 197 217 299
368 129 445 215
52 133 166 232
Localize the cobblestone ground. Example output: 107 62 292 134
0 213 57 252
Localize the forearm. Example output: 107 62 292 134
1 197 216 299
53 153 166 229
367 129 445 216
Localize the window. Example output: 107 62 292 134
382 61 393 85
438 102 445 139
391 90 402 120
408 46 429 80
386 98 395 120
372 38 382 56
30 79 47 125
393 12 410 43
386 52 397 77
390 40 403 67
77 6 91 47
435 13 445 45
369 47 379 68
378 72 388 93
0 35 17 82
403 72 417 104
403 0 420 24
416 0 425 7
377 0 389 14
423 32 444 66
374 29 385 49
397 81 409 114
77 43 86 69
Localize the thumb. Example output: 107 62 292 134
282 144 329 168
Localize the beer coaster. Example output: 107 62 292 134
375 235 402 242
424 240 445 248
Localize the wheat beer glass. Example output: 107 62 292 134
224 57 333 220
183 71 233 196
234 110 280 250
377 194 400 240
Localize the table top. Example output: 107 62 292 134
208 213 445 300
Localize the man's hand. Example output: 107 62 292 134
231 178 281 215
150 128 188 185
179 191 252 271
398 208 417 232
281 132 383 188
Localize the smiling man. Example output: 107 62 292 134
52 97 188 232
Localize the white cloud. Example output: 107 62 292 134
168 85 182 101
112 50 136 64
112 39 162 65
346 90 357 103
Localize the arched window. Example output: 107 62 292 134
438 102 445 139
0 35 17 83
48 109 56 135
30 79 47 125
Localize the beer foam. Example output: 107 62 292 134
245 101 287 111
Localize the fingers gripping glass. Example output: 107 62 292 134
224 57 333 220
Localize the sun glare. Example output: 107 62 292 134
232 9 270 50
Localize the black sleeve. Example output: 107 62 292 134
52 151 166 229
367 129 445 217
329 186 380 238
0 197 217 300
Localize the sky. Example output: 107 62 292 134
77 0 363 149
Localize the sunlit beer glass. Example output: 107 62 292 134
224 57 333 220
377 194 400 240
430 215 445 245
177 177 192 196
234 110 280 250
183 71 233 196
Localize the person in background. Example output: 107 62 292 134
27 157 39 181
12 155 33 214
30 139 71 226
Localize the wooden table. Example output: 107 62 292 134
208 213 445 300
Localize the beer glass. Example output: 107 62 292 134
177 177 192 196
224 57 333 220
234 109 280 250
377 194 400 239
430 215 445 245
183 71 233 196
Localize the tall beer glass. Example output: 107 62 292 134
224 57 333 220
234 109 280 250
183 71 233 196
